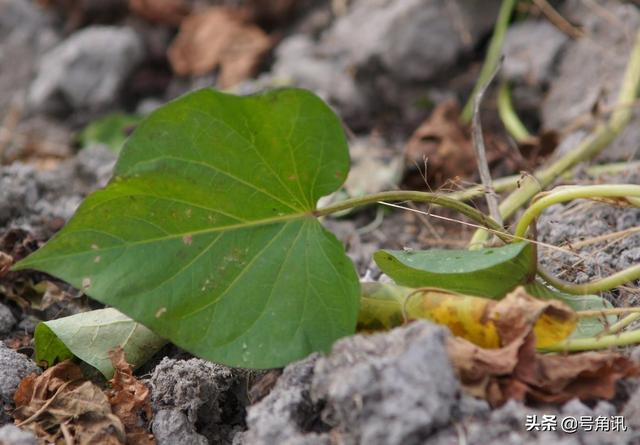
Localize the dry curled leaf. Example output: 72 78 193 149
518 130 559 165
129 0 190 26
404 100 520 187
108 348 155 445
359 284 576 349
406 286 576 348
13 361 126 444
168 7 272 87
447 288 640 406
404 100 476 186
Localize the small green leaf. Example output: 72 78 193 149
16 88 360 369
525 281 616 339
34 323 74 367
374 242 535 298
78 112 142 152
34 308 167 378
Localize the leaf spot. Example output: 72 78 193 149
82 277 91 290
91 244 99 250
182 235 193 246
155 307 167 318
94 256 101 263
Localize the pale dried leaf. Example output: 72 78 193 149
108 348 155 445
13 361 126 444
447 288 640 407
168 8 272 87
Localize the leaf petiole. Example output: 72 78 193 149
314 190 512 242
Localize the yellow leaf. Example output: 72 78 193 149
358 284 576 348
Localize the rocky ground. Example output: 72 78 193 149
1 0 640 444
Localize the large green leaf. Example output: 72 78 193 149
374 242 535 298
35 308 167 378
15 88 360 368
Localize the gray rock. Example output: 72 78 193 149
268 0 501 126
0 424 37 445
537 169 640 288
456 393 490 418
311 321 459 445
28 26 145 113
542 1 640 161
270 35 366 123
136 97 164 115
0 146 116 237
152 409 208 445
149 357 246 444
0 341 39 424
242 322 461 445
562 398 594 417
631 345 640 364
241 354 328 445
465 401 578 445
0 163 39 228
0 0 59 116
502 20 568 86
593 401 616 418
73 145 118 187
16 315 40 335
623 381 640 429
0 115 73 164
0 304 16 336
430 399 633 445
324 0 500 82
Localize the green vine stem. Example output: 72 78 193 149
514 184 640 238
448 161 640 202
514 184 640 294
315 190 512 242
470 29 640 247
537 266 640 295
585 161 640 177
542 327 640 353
461 0 517 123
497 82 531 142
576 307 640 317
607 312 640 335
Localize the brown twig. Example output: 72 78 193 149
471 59 503 228
532 0 584 39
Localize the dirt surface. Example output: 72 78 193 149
1 0 640 444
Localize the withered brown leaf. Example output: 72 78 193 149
168 7 272 87
108 348 155 445
447 288 640 406
13 361 126 444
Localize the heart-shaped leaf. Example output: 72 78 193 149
35 308 167 378
374 242 535 299
16 88 360 368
